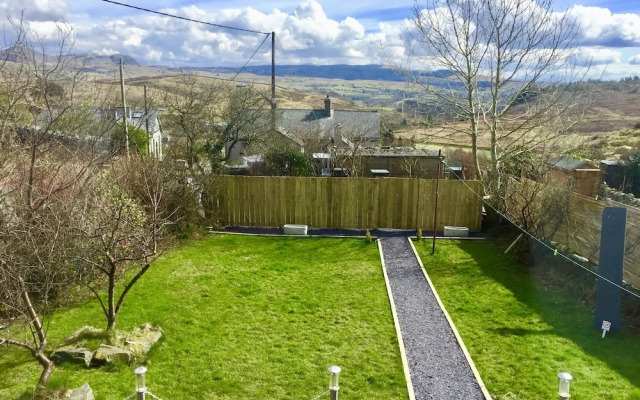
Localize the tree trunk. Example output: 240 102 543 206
19 283 54 388
36 352 54 388
107 271 116 331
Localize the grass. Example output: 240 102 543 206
0 235 408 400
413 239 640 400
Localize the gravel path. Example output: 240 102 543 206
380 237 485 400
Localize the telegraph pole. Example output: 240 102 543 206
144 84 150 156
119 58 130 160
271 31 276 110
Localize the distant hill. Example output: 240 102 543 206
80 54 140 66
173 64 453 82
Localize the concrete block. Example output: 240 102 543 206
284 224 308 235
444 226 469 237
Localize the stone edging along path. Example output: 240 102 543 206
379 237 490 400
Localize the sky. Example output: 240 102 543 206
2 0 640 79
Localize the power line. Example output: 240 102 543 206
274 35 295 71
231 34 270 81
441 160 640 301
98 0 270 35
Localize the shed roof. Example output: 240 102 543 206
547 156 591 172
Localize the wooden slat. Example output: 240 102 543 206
215 176 484 232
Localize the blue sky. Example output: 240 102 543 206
4 0 640 78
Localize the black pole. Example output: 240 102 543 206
144 84 149 155
432 150 442 255
271 31 276 110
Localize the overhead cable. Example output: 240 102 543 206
231 34 270 81
99 0 270 35
442 160 640 301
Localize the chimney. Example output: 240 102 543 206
324 95 332 117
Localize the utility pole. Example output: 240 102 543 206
119 58 130 160
271 31 276 110
144 84 150 156
270 31 277 133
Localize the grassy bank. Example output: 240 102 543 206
414 239 640 400
1 235 407 400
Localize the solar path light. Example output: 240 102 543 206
328 365 341 400
558 372 573 399
134 366 148 400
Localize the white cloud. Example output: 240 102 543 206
1 0 640 76
568 5 640 47
572 47 622 66
0 0 69 21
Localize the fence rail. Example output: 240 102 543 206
215 176 483 231
505 178 640 288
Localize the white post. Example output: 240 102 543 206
135 366 147 400
328 366 341 400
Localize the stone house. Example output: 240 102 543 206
110 107 164 159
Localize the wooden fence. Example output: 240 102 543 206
505 178 640 288
215 176 483 231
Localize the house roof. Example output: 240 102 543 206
112 108 163 135
275 126 305 147
358 147 441 158
276 108 380 140
547 156 591 172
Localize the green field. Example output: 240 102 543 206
414 239 640 400
0 235 407 400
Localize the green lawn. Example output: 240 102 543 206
0 235 408 400
414 239 640 400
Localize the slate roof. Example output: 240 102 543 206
113 108 163 135
358 147 441 157
276 108 380 140
547 156 592 172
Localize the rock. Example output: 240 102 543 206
92 344 131 365
60 326 104 346
66 384 94 400
571 253 589 263
123 323 163 356
51 347 94 368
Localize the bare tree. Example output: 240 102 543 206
406 0 586 181
78 158 172 332
162 74 219 170
0 18 110 389
218 84 273 162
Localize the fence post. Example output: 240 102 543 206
328 366 341 400
134 366 147 400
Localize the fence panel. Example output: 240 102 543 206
215 176 483 232
504 178 640 288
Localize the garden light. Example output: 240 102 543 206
328 366 341 400
557 372 572 399
134 366 147 393
328 365 341 391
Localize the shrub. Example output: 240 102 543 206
111 123 149 156
262 146 313 177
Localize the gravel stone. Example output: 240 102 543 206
381 237 484 400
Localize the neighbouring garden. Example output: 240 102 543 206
414 239 640 400
0 235 408 400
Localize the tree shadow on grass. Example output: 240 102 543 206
457 240 640 391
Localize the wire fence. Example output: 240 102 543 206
121 367 339 400
442 160 640 302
